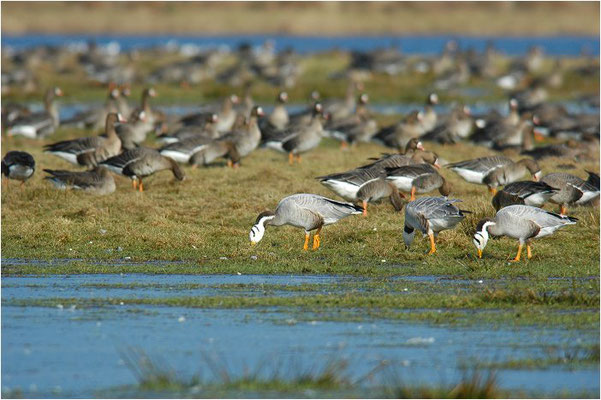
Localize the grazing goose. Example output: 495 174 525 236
100 147 184 192
355 178 405 215
473 205 577 261
403 197 469 255
386 164 451 200
189 106 264 167
43 166 115 195
249 193 363 250
481 158 541 194
2 151 35 187
491 181 558 211
540 173 600 214
44 113 125 168
7 87 63 138
264 103 325 164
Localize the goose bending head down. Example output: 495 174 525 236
249 193 363 250
473 205 577 261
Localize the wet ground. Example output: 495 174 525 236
2 273 599 398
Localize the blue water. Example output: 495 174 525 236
2 34 599 56
1 274 599 398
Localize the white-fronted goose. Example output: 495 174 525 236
61 86 120 129
249 193 363 250
44 113 125 168
386 164 451 200
404 197 469 255
422 105 473 144
373 110 425 149
324 81 360 122
264 103 325 165
491 181 558 211
159 135 214 164
473 205 577 261
287 91 320 127
482 158 541 193
157 113 220 144
116 109 150 150
267 91 289 130
189 106 264 167
100 147 184 192
43 166 115 195
420 93 439 133
540 172 600 214
7 87 63 138
117 84 132 117
2 151 35 187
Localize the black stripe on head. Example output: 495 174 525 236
255 211 275 225
475 218 493 233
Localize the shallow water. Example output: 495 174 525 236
2 34 599 56
2 274 598 398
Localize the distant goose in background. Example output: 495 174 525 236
2 151 35 188
249 193 363 250
373 110 425 149
473 205 577 261
323 81 361 122
44 113 125 168
179 95 239 133
403 197 469 255
326 93 378 147
117 84 132 117
521 139 590 161
540 172 600 215
100 147 184 192
7 87 63 138
420 93 439 133
116 109 150 150
491 181 558 211
262 91 289 130
43 166 116 195
61 86 120 129
386 163 451 200
287 90 320 127
422 105 473 144
157 113 220 144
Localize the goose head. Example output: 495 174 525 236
427 93 439 105
473 218 496 258
277 91 288 104
250 211 276 245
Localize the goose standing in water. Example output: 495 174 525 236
249 194 363 250
491 181 558 211
473 205 577 261
403 197 469 255
100 147 185 192
43 166 116 195
7 87 63 138
2 151 36 188
44 113 125 168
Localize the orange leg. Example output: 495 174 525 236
227 160 233 168
340 141 348 150
312 227 322 250
288 152 294 165
560 205 567 215
526 243 532 259
410 187 416 201
362 200 368 216
303 232 310 251
138 179 144 193
20 181 25 191
132 179 138 190
427 233 436 255
488 186 497 196
510 243 523 262
296 154 302 164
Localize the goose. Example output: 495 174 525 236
44 113 125 168
116 109 150 150
43 166 116 195
481 158 541 194
373 110 425 149
491 181 558 211
61 86 120 129
249 193 363 250
326 93 377 146
287 90 320 127
422 105 473 144
385 164 451 200
189 106 264 167
117 84 132 117
521 139 589 161
473 205 577 261
540 172 600 214
99 147 185 192
420 93 439 133
265 91 289 130
355 178 405 215
2 151 35 188
323 81 360 122
179 95 239 133
403 197 469 255
157 113 220 144
159 135 215 164
7 87 63 138
264 103 326 165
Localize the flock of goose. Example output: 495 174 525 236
2 40 599 261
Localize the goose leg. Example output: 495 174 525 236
288 152 294 165
510 243 523 262
312 227 322 250
488 186 497 196
427 233 436 255
20 181 25 191
138 179 144 193
340 141 348 150
560 204 567 215
526 242 533 259
362 200 368 216
132 179 137 190
296 155 302 164
410 187 416 201
227 160 233 168
303 232 310 251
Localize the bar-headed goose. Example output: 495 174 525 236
7 87 63 138
473 205 577 261
2 151 35 187
492 181 558 211
100 147 184 192
43 166 115 195
540 172 600 214
385 164 451 200
403 197 469 255
44 113 125 168
249 194 363 250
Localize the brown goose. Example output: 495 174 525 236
44 166 115 195
100 147 184 192
385 164 451 200
44 113 125 168
420 93 439 133
267 91 289 130
540 172 600 214
482 159 541 194
61 86 120 129
7 87 63 138
116 109 151 150
373 110 425 149
355 178 405 215
157 113 220 144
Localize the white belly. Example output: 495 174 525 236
48 151 80 165
320 180 360 201
8 125 37 138
386 176 414 192
159 150 191 163
524 192 553 207
451 168 486 184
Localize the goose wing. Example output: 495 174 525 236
45 136 104 155
288 194 363 224
447 156 512 173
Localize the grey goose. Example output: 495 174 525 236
44 166 116 195
7 87 63 138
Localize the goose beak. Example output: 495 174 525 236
250 241 257 246
477 249 483 259
533 171 541 182
417 142 425 151
433 160 441 169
